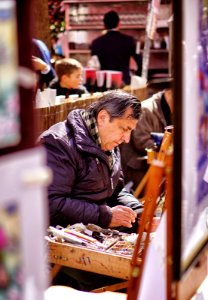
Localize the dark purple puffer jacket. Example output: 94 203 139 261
40 109 143 228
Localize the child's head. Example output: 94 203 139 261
55 58 83 89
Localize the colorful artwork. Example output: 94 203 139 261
0 1 20 149
180 0 208 273
198 0 208 203
0 203 23 300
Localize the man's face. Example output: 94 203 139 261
97 107 138 151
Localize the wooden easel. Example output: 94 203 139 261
127 129 173 300
127 125 208 300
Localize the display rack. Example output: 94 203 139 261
61 0 171 76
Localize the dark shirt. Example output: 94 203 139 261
49 78 88 97
161 94 172 125
91 30 142 85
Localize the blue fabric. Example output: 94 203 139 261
34 39 51 63
32 38 56 89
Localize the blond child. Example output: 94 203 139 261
49 58 88 97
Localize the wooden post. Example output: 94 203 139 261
165 150 174 300
127 159 165 300
128 129 173 300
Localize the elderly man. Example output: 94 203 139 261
40 90 144 290
40 90 143 231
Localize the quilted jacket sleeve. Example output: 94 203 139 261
42 135 112 228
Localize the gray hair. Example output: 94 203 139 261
87 90 141 121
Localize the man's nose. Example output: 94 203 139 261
122 132 131 143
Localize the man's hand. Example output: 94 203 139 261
32 56 49 73
109 205 136 228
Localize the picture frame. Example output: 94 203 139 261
0 147 49 300
173 0 208 279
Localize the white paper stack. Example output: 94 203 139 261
35 88 57 108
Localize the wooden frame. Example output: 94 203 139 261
47 240 134 281
47 238 142 292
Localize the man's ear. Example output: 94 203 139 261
97 109 110 126
62 74 67 80
60 74 65 84
61 74 69 84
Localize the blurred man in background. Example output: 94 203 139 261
90 10 142 85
